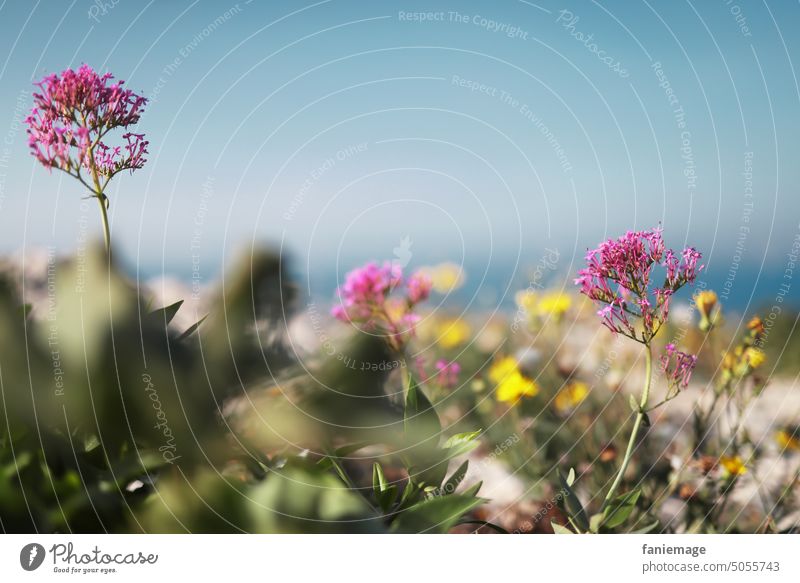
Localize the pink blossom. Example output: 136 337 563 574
331 260 429 350
25 65 148 178
434 359 461 389
332 261 401 323
575 228 703 341
660 343 697 388
406 271 432 304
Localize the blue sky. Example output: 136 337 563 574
0 0 798 307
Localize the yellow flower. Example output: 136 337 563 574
488 356 520 384
489 356 538 405
747 316 765 339
744 347 766 369
536 292 571 319
515 290 538 314
776 429 800 452
496 371 539 405
436 318 471 349
554 381 589 412
694 289 719 331
719 455 747 477
421 263 464 294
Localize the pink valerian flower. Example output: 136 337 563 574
331 261 430 350
406 271 433 304
434 359 461 389
575 228 703 342
25 65 148 180
93 133 148 175
331 261 401 322
660 343 697 389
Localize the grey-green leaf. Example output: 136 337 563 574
150 299 183 325
603 489 641 529
558 470 589 532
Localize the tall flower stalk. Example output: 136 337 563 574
575 227 702 510
25 65 148 252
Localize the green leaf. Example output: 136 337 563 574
589 512 605 533
441 460 469 496
334 441 372 457
177 313 207 341
372 462 388 493
629 519 660 534
558 470 589 533
566 467 576 487
18 303 32 319
397 480 422 509
150 300 183 325
456 519 509 534
390 494 484 533
551 521 574 534
603 489 641 529
629 394 639 413
443 430 482 449
403 374 443 485
461 480 482 497
372 464 398 513
404 376 440 445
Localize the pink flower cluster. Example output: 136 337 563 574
575 228 703 341
25 65 148 178
660 344 697 389
331 261 432 348
434 359 461 389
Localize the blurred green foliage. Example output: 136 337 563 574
0 247 483 533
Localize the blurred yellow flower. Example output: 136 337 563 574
515 289 538 313
776 429 800 452
554 381 589 412
747 316 765 339
496 372 539 405
744 347 766 369
420 263 464 294
719 455 747 477
695 289 718 315
536 292 571 319
437 318 471 349
489 356 538 405
694 289 719 331
488 356 519 384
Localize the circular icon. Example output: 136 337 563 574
19 543 46 571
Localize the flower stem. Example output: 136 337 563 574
602 342 653 509
95 193 111 253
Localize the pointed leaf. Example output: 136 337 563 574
390 494 484 533
558 470 589 532
629 519 660 534
372 462 388 493
566 467 576 487
603 489 641 529
443 430 482 449
551 521 574 534
461 480 482 497
441 460 469 496
629 394 639 413
177 313 208 341
150 300 183 325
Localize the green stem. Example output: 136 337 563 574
602 342 653 509
80 113 112 255
95 192 111 253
